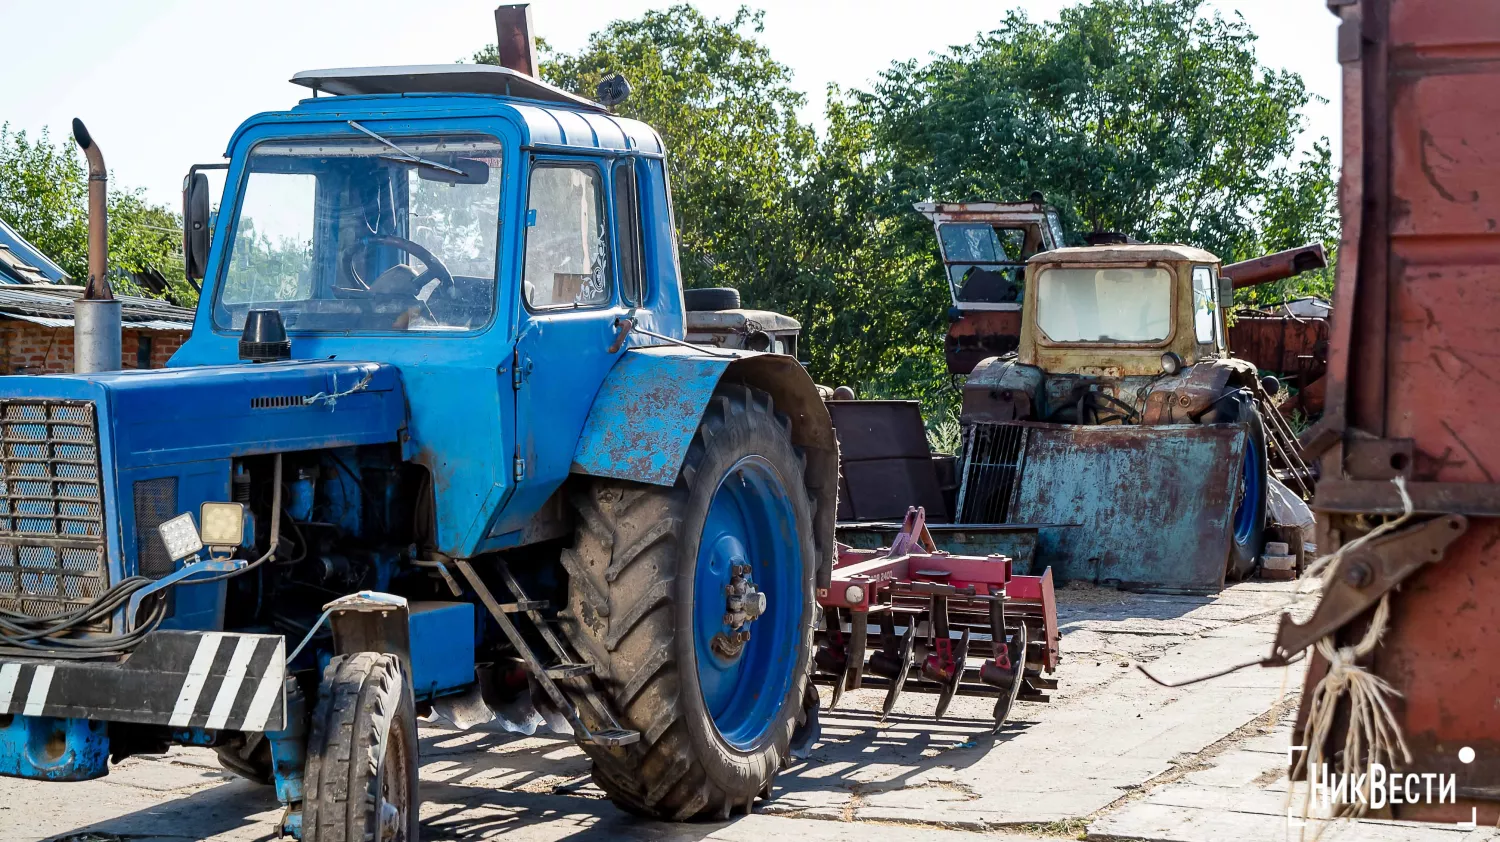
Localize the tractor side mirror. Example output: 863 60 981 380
1217 275 1234 308
183 172 212 281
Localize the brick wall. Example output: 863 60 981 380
0 320 188 375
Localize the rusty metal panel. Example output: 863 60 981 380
1227 315 1329 415
1302 0 1500 823
1010 422 1244 594
946 309 1022 374
570 346 733 485
827 400 949 521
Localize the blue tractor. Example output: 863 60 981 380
0 56 837 839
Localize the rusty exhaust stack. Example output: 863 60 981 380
1221 242 1328 290
494 4 538 77
70 118 122 373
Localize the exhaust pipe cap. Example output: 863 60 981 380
240 309 292 362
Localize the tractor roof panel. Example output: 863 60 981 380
273 65 664 156
1031 243 1221 265
291 65 604 112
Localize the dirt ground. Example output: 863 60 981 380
3 580 1493 842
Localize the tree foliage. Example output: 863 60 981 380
488 0 1339 416
0 124 193 304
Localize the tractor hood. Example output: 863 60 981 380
0 360 406 470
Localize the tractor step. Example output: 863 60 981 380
589 728 641 747
453 559 637 750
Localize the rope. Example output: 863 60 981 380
1290 477 1415 834
304 370 374 407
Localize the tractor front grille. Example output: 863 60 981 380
0 400 109 621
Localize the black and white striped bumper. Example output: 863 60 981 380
0 630 287 733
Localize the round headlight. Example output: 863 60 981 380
844 585 864 604
1160 351 1183 375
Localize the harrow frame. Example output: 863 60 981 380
814 507 1060 730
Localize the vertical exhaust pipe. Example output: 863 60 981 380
70 118 121 374
494 4 538 77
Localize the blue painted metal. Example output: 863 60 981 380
408 601 476 701
693 456 801 750
1011 423 1246 594
169 99 695 558
1233 434 1262 544
0 716 108 781
571 346 742 486
268 679 307 836
0 79 823 803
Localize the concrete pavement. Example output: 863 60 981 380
4 580 1492 842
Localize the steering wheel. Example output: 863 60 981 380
338 234 453 297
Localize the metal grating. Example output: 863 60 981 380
133 477 178 579
955 422 1029 524
250 395 314 410
0 400 108 620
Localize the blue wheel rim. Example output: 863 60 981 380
1233 435 1262 545
693 456 802 751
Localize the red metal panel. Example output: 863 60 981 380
1307 0 1500 823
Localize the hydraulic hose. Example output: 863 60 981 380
0 456 285 659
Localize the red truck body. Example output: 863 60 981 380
1297 0 1500 823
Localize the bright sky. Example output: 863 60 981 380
0 0 1340 209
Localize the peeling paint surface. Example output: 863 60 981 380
571 346 739 485
1011 423 1244 594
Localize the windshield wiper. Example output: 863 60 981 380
347 120 466 177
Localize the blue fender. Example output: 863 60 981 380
571 346 738 485
571 345 840 585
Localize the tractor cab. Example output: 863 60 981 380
963 242 1252 427
914 199 1065 373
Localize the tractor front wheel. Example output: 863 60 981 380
559 383 817 820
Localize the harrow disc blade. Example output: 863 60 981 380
879 623 916 722
934 628 972 721
992 622 1028 734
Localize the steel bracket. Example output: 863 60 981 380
1268 514 1468 664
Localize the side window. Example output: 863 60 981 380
222 172 318 304
523 164 611 309
1191 265 1218 346
612 159 645 306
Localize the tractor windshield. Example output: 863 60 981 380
1034 265 1172 343
213 135 503 334
938 222 1044 306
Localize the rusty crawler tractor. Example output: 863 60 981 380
951 241 1316 593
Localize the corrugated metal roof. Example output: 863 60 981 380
0 217 69 284
0 284 193 331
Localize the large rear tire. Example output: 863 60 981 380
558 383 817 820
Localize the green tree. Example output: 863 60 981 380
469 0 1338 419
0 124 193 305
857 0 1327 260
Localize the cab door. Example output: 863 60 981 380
486 153 652 543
